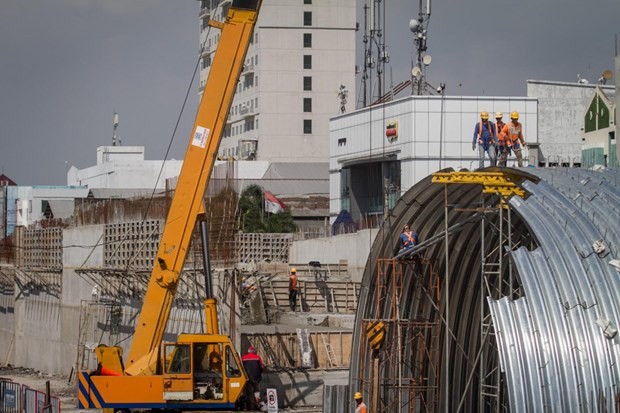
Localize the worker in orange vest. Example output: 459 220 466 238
288 268 298 312
472 111 498 168
399 224 419 252
501 112 527 167
354 392 368 413
494 112 509 167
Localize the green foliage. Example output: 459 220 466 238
238 184 297 233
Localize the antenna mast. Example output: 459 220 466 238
410 0 432 95
112 112 120 146
360 0 390 106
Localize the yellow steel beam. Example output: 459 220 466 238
432 171 526 198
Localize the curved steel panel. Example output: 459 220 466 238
350 167 620 412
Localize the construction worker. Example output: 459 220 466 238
288 268 298 312
399 224 418 252
501 111 526 167
472 111 498 168
354 392 368 413
494 112 509 167
242 346 265 410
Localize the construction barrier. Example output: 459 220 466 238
0 379 21 413
0 379 61 413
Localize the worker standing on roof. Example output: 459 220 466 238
495 112 509 167
289 268 298 312
354 392 368 413
501 112 527 167
242 346 264 410
399 224 419 253
472 111 498 168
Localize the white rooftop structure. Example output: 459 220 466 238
67 146 182 190
329 94 538 223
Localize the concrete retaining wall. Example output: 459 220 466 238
289 229 378 282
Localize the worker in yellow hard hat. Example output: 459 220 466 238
288 268 298 312
494 112 509 167
354 391 367 413
499 111 527 167
472 111 498 169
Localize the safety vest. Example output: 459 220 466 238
403 231 416 247
477 121 496 145
504 122 524 148
496 120 506 144
289 274 298 291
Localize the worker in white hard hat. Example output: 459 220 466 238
354 391 367 413
500 112 527 167
494 112 509 167
472 111 498 169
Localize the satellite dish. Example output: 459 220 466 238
423 55 432 66
412 66 422 78
409 18 419 33
603 70 613 81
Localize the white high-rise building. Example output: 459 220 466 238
198 0 356 163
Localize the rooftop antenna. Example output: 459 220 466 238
410 0 431 95
577 74 589 85
112 111 120 146
598 70 613 85
360 0 389 106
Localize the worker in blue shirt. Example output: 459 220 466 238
472 111 498 168
399 224 418 253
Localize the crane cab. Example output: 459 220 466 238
162 334 247 407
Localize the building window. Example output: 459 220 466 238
303 98 312 113
304 119 312 134
303 33 312 48
304 11 312 26
304 0 312 4
303 55 312 69
303 76 312 91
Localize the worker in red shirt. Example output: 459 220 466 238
242 346 265 410
289 268 298 312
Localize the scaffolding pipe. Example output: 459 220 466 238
443 183 450 413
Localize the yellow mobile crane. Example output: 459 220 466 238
77 1 261 411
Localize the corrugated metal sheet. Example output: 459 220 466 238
350 167 620 412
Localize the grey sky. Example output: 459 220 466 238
1 0 618 186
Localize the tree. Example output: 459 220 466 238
238 185 297 233
238 184 266 233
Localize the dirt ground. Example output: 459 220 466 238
0 365 88 413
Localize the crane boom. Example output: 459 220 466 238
125 0 261 376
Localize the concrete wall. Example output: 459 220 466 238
263 368 349 408
527 80 615 166
0 275 15 365
289 229 379 282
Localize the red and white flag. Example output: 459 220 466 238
264 191 286 214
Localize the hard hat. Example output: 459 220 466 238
354 392 363 400
495 112 503 119
291 268 297 273
510 111 519 119
480 111 489 119
248 346 257 353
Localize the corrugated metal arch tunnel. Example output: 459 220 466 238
349 167 620 412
